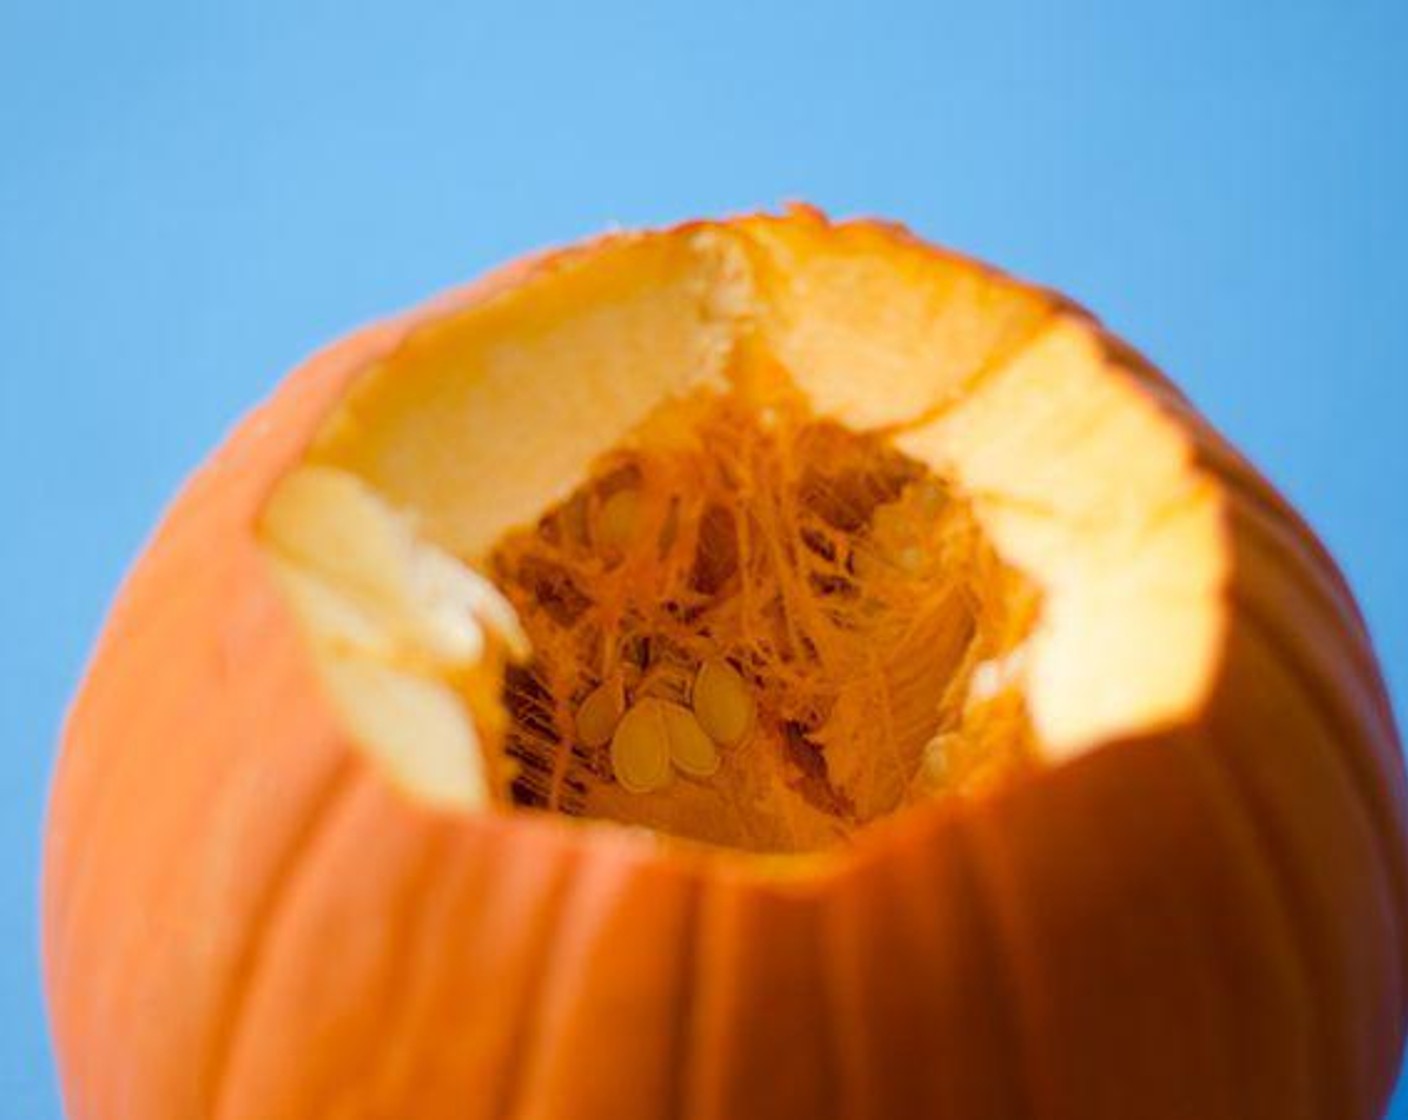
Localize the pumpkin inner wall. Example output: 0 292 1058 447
256 220 1225 856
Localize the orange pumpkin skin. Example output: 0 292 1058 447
43 214 1408 1120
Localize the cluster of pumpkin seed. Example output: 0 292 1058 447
575 657 756 793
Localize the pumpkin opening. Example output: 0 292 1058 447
256 215 1226 857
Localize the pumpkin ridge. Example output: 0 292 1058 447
1175 732 1318 1116
1224 610 1408 1113
678 876 725 1120
347 828 457 1114
1192 722 1334 1119
954 818 1045 1120
664 873 704 1120
1232 563 1407 855
207 758 361 1119
1243 570 1402 839
811 892 846 1120
1233 596 1408 1019
820 885 874 1120
374 829 499 1112
1227 497 1380 690
486 847 583 1120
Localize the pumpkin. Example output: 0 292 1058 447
43 208 1408 1120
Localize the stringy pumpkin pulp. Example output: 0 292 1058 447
488 379 1037 852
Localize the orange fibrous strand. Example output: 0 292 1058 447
484 370 1038 853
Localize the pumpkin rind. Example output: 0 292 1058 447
43 212 1408 1120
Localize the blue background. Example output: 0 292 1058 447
3 0 1405 1115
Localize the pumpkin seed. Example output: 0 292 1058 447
692 658 755 747
660 701 721 778
610 699 674 793
575 678 625 748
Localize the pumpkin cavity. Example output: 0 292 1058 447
259 370 1039 854
483 382 1038 852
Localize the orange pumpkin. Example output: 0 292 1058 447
43 208 1408 1120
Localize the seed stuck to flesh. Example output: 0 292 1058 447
597 488 642 552
610 700 674 793
660 701 721 778
692 658 756 747
575 678 625 748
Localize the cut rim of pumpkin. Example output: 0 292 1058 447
256 212 1227 858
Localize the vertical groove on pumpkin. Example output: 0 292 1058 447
1209 440 1408 1086
810 885 860 1120
788 889 842 1120
1232 604 1408 1108
664 873 704 1120
1227 491 1408 921
1141 743 1267 1117
1229 501 1386 715
501 851 673 1120
347 829 456 1113
206 758 361 1119
883 818 1031 1118
1197 686 1343 1118
316 828 448 1116
1239 583 1408 957
1232 534 1407 800
1233 589 1408 1019
1178 737 1321 1118
954 818 1043 1120
820 872 874 1120
804 888 843 1120
678 874 725 1120
679 880 842 1120
356 824 567 1120
486 844 580 1120
1233 585 1408 1001
820 881 866 1120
